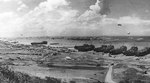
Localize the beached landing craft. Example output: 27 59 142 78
104 45 115 53
109 46 127 55
31 41 48 45
94 45 114 53
74 44 95 52
94 45 107 52
136 47 150 56
123 46 138 56
74 43 150 57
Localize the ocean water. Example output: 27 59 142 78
10 36 150 50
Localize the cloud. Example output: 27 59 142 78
77 0 104 24
0 0 13 2
20 0 150 37
22 0 108 36
20 0 78 36
101 16 150 35
0 0 108 37
38 0 68 11
77 0 111 24
79 0 101 17
102 16 150 25
83 0 111 16
90 0 101 13
65 14 150 36
0 0 19 2
17 2 29 12
1 0 150 37
100 0 111 15
119 16 150 25
0 12 23 37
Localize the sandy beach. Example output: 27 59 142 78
0 37 150 83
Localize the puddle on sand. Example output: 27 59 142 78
12 65 105 81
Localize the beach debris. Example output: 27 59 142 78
51 52 59 56
16 57 22 60
57 48 73 53
96 64 101 67
8 58 15 61
64 56 72 60
144 71 147 74
117 24 122 27
10 41 19 44
137 38 143 41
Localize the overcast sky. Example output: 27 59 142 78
0 0 150 37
